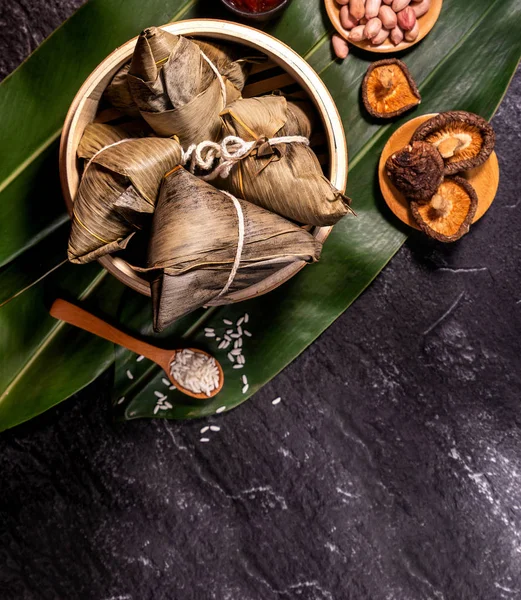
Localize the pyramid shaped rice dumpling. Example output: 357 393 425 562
68 129 182 264
143 167 322 331
217 95 351 226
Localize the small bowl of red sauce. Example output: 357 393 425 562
221 0 291 21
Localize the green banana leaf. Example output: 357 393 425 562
0 0 519 430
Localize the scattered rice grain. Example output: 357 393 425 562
126 370 134 380
210 426 220 432
117 397 125 405
169 385 176 390
242 384 249 394
200 438 210 443
236 317 244 326
154 391 166 399
242 375 248 384
233 364 243 369
136 355 145 362
227 352 235 363
231 348 242 356
223 319 233 325
272 397 281 405
237 326 243 336
164 401 173 409
200 426 209 433
204 328 215 333
244 330 252 337
216 406 226 413
162 378 170 386
153 405 160 414
244 313 249 323
205 332 215 338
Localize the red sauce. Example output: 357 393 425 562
229 0 285 13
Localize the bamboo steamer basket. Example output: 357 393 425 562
60 19 348 302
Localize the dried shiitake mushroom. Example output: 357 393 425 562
410 177 478 242
362 59 421 119
411 111 496 175
386 141 444 202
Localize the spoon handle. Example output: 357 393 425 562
50 299 166 365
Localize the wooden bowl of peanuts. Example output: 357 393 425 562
325 0 443 53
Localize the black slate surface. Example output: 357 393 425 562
1 2 521 599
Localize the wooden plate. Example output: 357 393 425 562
379 114 500 229
325 0 443 53
60 19 348 300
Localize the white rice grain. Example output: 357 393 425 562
162 378 170 386
272 397 281 405
200 426 209 433
204 328 215 333
223 319 233 325
136 355 145 362
153 405 160 414
244 313 249 323
227 352 235 363
126 370 134 380
242 375 248 384
210 426 220 432
233 364 243 369
242 384 249 394
117 397 125 405
236 317 244 326
200 438 210 443
154 391 166 399
216 406 226 413
244 330 252 337
164 402 173 409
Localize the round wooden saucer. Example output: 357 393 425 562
379 113 500 230
324 0 443 53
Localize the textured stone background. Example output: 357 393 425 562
1 2 521 600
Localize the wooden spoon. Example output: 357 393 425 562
50 299 224 399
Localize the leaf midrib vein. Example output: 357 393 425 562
0 269 107 405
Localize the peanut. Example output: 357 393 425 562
378 5 397 29
397 6 416 31
365 0 382 19
349 0 366 21
391 0 411 11
371 27 390 45
349 24 367 42
332 33 350 59
390 25 404 45
340 6 359 29
404 19 420 41
364 17 382 39
411 0 431 18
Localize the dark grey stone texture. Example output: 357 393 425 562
1 2 521 600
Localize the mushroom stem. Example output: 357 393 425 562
437 136 464 158
376 67 395 95
430 193 452 218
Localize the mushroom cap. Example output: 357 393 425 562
386 141 445 203
410 111 496 175
410 176 478 243
362 58 421 120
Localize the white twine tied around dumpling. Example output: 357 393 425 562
180 134 310 181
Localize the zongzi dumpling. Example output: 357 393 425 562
68 135 182 264
142 166 322 331
217 95 351 226
125 27 244 144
